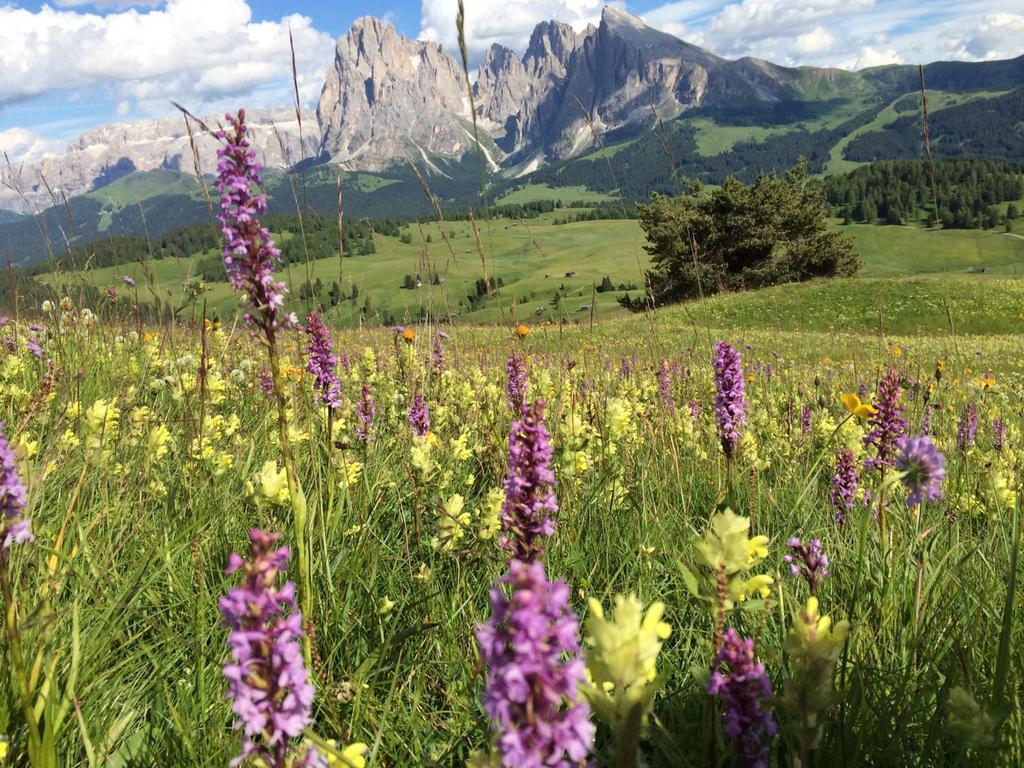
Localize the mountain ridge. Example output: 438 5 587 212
4 6 1024 216
1 6 1023 266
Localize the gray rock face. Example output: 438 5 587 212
317 16 474 171
0 108 316 215
474 20 586 161
0 7 811 214
313 7 801 172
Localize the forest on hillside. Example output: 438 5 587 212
823 159 1024 228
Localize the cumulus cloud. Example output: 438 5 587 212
53 0 162 7
947 12 1024 62
845 46 902 69
0 128 66 164
0 0 335 111
638 0 1024 68
419 0 621 65
793 26 835 56
705 0 874 51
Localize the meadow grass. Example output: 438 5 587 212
0 302 1021 766
40 215 1024 331
494 184 617 205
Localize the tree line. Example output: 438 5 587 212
823 159 1024 228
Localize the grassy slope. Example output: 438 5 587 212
86 169 203 207
494 184 616 205
824 89 1015 175
41 215 1024 333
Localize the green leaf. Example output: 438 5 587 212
678 561 700 598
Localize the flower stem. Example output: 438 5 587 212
0 549 43 760
268 336 313 669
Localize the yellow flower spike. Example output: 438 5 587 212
842 393 877 421
584 594 671 734
254 460 289 505
695 509 764 574
783 597 851 752
478 488 503 540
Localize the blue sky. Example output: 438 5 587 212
1 0 1022 163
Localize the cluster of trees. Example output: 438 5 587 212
445 199 562 221
844 89 1024 164
824 159 1024 228
24 213 398 285
465 275 506 310
623 160 859 309
401 272 444 289
596 276 638 293
295 278 361 307
553 202 639 224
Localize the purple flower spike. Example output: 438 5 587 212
863 369 906 472
122 275 136 288
709 629 777 768
219 529 323 768
784 538 830 594
408 394 431 438
829 448 859 526
689 399 701 425
432 331 448 376
992 418 1006 452
896 435 945 506
214 109 287 328
476 559 594 768
657 359 674 411
356 383 376 444
713 341 746 458
506 353 527 414
500 400 557 563
303 311 340 410
257 366 275 400
0 423 31 550
920 403 936 436
956 403 978 453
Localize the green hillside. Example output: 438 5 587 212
36 212 1024 330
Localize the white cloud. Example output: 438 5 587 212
793 26 834 56
0 128 66 164
53 0 162 7
0 0 335 111
706 0 874 50
946 12 1024 62
419 0 620 65
845 46 902 70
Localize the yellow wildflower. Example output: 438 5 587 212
326 741 369 768
254 460 289 505
841 393 877 421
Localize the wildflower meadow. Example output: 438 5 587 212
0 110 1021 768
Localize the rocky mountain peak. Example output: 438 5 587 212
524 20 583 76
0 108 314 215
317 17 473 171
